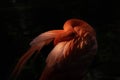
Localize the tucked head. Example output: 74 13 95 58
54 19 96 45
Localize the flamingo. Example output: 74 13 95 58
10 18 97 80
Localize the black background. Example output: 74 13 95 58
0 0 120 80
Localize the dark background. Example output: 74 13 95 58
0 0 120 80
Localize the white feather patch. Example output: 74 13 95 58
46 41 71 67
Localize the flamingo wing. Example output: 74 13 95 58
10 30 62 80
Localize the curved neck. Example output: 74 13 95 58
63 19 84 31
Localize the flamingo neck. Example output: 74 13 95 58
54 30 75 46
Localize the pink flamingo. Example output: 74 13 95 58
10 18 97 80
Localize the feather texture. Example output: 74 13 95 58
10 30 63 80
10 18 97 80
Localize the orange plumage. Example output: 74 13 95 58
10 19 97 80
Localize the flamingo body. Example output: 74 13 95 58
10 19 97 80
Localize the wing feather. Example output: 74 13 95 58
10 30 60 80
46 42 67 67
39 41 72 80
